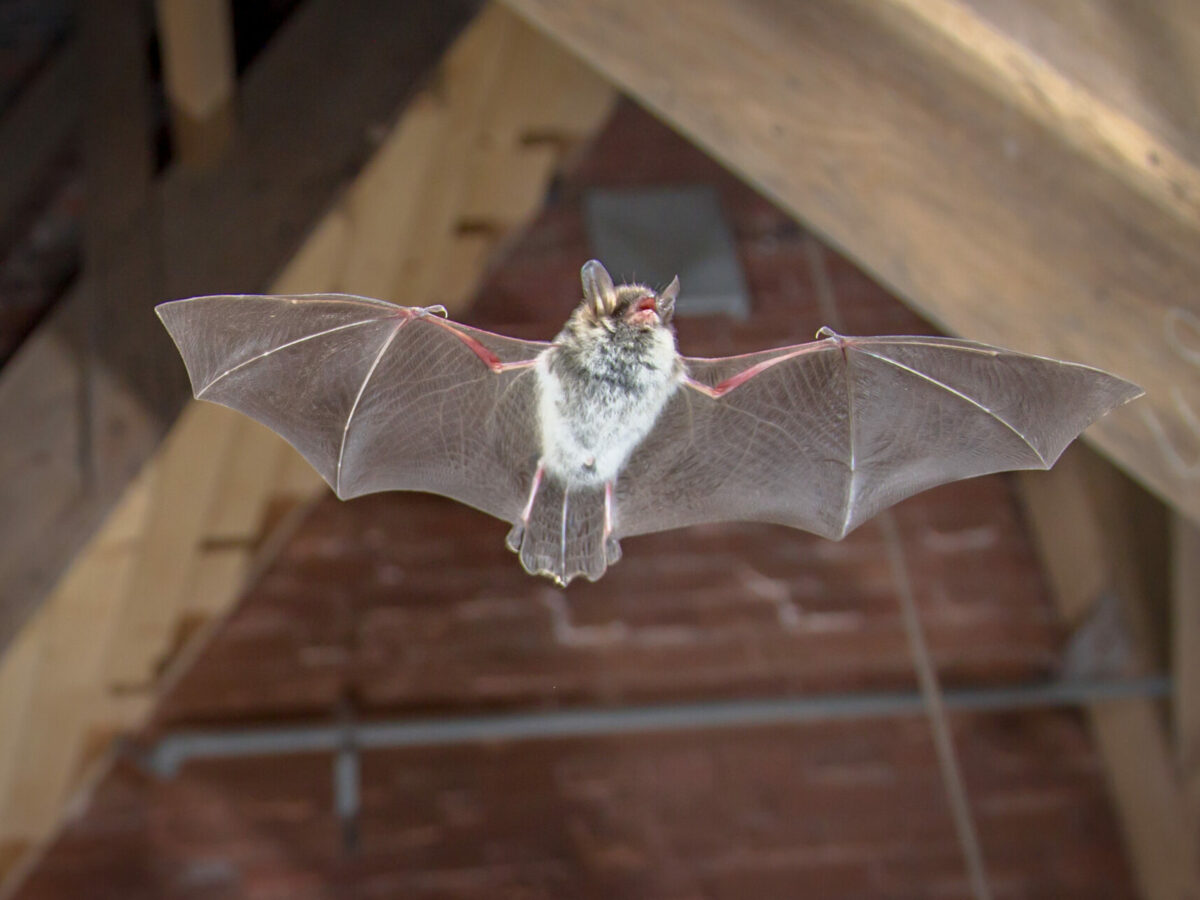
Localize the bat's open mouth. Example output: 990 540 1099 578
627 295 659 327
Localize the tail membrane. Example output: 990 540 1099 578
505 476 618 585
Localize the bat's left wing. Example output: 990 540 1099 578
157 294 549 524
614 330 1142 541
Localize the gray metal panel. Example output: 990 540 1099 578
584 186 750 319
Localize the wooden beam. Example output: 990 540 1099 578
80 1 154 248
955 0 1200 177
0 5 615 891
1020 450 1197 900
78 0 164 488
154 0 237 167
0 0 474 654
502 0 1200 525
0 44 78 252
0 464 153 888
878 0 1200 232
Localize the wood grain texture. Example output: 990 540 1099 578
959 0 1200 170
0 5 615 892
78 0 165 486
0 43 77 252
884 0 1200 230
0 0 474 655
502 0 1200 526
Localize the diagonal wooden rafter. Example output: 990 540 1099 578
0 4 614 892
501 0 1200 527
0 0 475 655
0 38 77 255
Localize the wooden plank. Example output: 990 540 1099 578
502 0 1200 526
1 528 141 840
1174 513 1200 814
78 0 164 492
957 0 1200 172
379 4 517 306
154 0 237 166
335 91 454 303
879 0 1200 231
102 402 240 689
0 469 151 859
1020 450 1198 900
0 619 42 867
79 1 154 244
1022 445 1170 664
0 0 474 654
459 12 615 229
1090 701 1200 900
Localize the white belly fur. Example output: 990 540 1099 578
535 332 679 487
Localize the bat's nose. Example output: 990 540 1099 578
627 308 660 328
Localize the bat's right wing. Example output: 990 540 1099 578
615 331 1142 541
157 294 549 525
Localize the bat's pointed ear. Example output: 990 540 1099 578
658 275 680 323
581 259 616 316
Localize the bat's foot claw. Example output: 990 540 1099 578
605 535 622 565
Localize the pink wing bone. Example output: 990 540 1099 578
424 313 539 373
682 331 834 398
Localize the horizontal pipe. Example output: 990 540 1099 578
145 676 1170 776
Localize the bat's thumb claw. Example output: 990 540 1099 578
418 305 449 318
816 325 842 340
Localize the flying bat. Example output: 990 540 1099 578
156 259 1142 585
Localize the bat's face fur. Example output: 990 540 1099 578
535 260 683 488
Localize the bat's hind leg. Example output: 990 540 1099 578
603 481 622 565
505 470 614 585
504 463 544 555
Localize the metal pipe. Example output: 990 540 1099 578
145 676 1170 777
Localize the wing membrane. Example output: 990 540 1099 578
616 333 1142 540
157 294 548 523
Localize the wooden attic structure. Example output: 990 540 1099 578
0 0 1197 896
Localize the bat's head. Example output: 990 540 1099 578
575 259 680 336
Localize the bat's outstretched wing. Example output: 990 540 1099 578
615 330 1142 540
156 294 548 522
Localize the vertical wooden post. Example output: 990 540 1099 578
155 0 237 166
1020 447 1198 900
